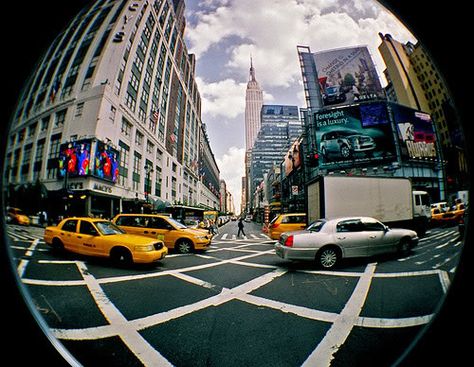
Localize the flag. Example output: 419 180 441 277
50 80 61 102
151 110 159 122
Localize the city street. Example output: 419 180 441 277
7 220 463 367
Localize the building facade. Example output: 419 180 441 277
378 33 468 199
5 0 218 219
249 105 302 213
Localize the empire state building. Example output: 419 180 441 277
245 58 263 151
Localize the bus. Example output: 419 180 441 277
203 210 219 223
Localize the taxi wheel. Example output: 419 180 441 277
52 238 64 251
176 239 193 254
111 247 133 266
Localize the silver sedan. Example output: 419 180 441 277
275 216 418 269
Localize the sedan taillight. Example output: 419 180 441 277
284 235 294 247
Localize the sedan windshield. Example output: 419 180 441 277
95 221 125 235
307 220 326 232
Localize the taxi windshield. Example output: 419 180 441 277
95 221 125 235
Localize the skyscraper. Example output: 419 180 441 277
243 57 263 213
245 58 264 151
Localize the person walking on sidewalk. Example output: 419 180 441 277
237 218 246 238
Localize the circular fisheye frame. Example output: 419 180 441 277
2 1 469 366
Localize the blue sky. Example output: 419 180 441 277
183 0 416 212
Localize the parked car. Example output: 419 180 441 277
319 130 376 160
43 217 167 265
275 216 419 269
6 207 30 226
244 215 252 223
268 213 307 240
112 213 212 254
322 85 346 105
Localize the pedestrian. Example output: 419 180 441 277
237 218 246 237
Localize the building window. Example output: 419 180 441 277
55 109 67 128
47 134 62 179
155 166 162 197
118 140 130 187
121 117 132 137
135 131 144 146
75 102 84 118
106 105 115 123
132 151 142 191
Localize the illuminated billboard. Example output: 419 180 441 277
94 141 120 183
314 102 396 169
284 138 303 177
58 139 91 178
313 46 385 107
390 103 437 161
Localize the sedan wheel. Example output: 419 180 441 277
318 247 339 269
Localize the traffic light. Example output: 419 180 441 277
307 152 319 167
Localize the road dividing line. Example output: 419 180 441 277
17 239 39 278
302 263 377 367
76 261 173 367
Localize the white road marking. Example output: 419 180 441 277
221 233 228 240
17 239 39 278
75 261 172 366
302 263 377 367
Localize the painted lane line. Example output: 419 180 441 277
75 261 172 367
221 233 228 240
302 263 377 367
17 239 39 278
239 293 337 324
438 271 451 293
356 314 433 328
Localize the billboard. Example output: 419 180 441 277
313 46 385 107
314 102 396 169
390 103 437 161
94 141 120 183
58 139 92 178
284 138 303 177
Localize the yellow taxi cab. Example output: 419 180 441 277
268 213 307 240
111 213 212 253
44 217 167 265
7 207 30 226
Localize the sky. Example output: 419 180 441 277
183 0 417 213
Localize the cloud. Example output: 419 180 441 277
216 146 246 213
186 0 417 89
195 77 246 119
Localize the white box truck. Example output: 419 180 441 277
306 175 431 235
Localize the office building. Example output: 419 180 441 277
5 0 219 218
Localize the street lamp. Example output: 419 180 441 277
144 163 154 203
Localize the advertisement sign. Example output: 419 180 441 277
58 139 92 178
313 46 385 107
390 103 437 160
284 138 302 177
94 141 120 183
314 102 396 169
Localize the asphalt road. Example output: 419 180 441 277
6 221 463 366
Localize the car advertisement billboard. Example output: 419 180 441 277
314 102 396 169
390 103 437 161
94 141 120 183
58 139 92 178
313 46 385 108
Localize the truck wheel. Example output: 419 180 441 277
317 246 340 269
176 239 193 254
